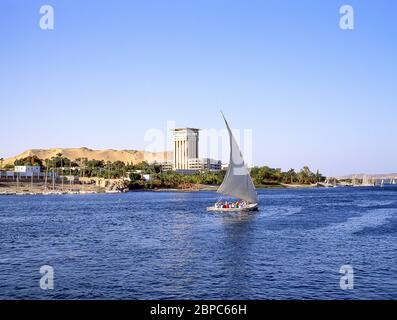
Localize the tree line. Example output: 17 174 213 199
8 155 325 187
250 166 325 185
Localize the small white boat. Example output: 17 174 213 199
79 190 97 194
105 189 121 193
207 112 259 212
42 191 67 195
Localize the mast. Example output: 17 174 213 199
44 159 48 192
69 160 72 192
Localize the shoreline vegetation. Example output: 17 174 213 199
0 155 326 195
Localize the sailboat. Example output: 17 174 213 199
207 112 259 212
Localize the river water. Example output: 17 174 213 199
0 187 396 299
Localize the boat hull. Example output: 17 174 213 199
207 203 259 212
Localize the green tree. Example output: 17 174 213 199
14 156 43 167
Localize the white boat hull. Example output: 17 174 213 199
207 203 259 212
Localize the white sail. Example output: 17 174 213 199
217 112 258 204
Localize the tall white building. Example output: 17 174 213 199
171 128 199 170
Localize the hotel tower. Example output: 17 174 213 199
171 128 200 170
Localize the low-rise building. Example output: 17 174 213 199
150 158 222 173
64 175 79 182
14 165 41 175
188 158 222 171
0 167 58 180
0 171 16 179
158 161 173 172
149 161 173 172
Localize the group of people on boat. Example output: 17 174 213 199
215 200 247 209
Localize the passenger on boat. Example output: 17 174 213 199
215 201 248 209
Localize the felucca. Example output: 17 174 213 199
207 112 259 212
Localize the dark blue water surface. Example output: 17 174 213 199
0 187 397 299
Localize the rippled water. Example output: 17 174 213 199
0 187 396 299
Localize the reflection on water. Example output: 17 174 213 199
0 187 397 299
220 211 258 223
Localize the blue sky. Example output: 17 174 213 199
0 0 396 176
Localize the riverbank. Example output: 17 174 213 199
256 183 317 189
0 181 318 195
145 183 315 192
0 181 105 195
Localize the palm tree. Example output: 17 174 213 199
106 161 111 181
57 153 64 191
50 157 56 191
44 158 49 192
69 158 73 192
315 169 322 183
81 157 88 178
287 169 296 184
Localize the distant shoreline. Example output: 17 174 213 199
134 183 316 192
0 181 318 196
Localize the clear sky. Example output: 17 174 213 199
0 0 396 176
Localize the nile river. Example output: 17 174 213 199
0 187 396 299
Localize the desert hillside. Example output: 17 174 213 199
3 148 172 165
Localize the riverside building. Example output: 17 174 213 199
171 128 200 170
188 158 222 171
164 128 222 173
152 128 222 173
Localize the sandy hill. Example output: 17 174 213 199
3 148 172 165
